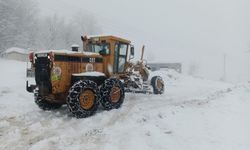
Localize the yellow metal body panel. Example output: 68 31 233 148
50 52 103 96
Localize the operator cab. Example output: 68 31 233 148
81 35 134 76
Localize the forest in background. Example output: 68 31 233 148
0 0 101 52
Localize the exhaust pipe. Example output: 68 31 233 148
71 44 79 52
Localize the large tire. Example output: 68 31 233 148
35 94 62 110
100 78 125 110
67 80 99 118
151 76 164 94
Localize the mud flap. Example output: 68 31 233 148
26 81 36 93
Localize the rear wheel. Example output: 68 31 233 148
35 94 62 110
151 76 164 94
100 78 125 110
67 80 99 118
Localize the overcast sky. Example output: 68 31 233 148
35 0 250 82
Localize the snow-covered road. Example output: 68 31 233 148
0 59 249 150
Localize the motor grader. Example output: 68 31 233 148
26 35 164 118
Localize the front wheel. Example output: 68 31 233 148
151 76 164 94
67 80 99 118
100 78 125 110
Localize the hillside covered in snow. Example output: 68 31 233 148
0 59 249 150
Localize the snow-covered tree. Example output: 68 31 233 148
0 0 101 52
0 0 38 51
37 12 102 50
37 15 63 49
72 12 102 35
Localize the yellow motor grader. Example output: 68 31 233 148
26 35 164 118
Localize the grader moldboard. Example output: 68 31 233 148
26 35 164 118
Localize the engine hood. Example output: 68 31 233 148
35 49 101 57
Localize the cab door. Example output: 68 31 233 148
113 43 128 74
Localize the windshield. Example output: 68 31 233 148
87 43 110 54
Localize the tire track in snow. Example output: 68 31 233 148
116 86 236 116
103 95 137 127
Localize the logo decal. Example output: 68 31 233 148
51 66 62 81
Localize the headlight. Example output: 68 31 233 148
86 63 94 72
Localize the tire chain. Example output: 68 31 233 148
67 80 99 118
100 78 125 110
34 94 62 110
151 76 164 94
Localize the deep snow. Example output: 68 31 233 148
0 58 249 150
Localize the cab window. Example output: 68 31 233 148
114 43 128 73
87 43 110 55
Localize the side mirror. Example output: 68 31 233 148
130 46 135 59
